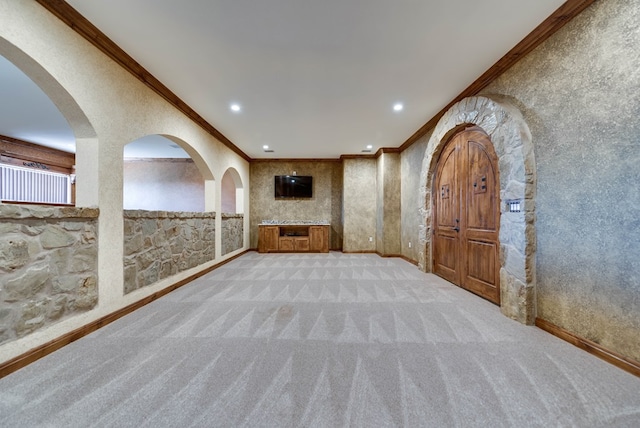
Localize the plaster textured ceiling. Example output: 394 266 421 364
3 0 566 158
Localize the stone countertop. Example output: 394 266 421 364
260 220 330 226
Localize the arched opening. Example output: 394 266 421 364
123 134 214 212
0 42 96 206
0 39 99 345
0 38 97 207
420 96 536 324
221 167 245 256
221 167 244 214
121 134 217 294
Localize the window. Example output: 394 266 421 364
0 163 72 204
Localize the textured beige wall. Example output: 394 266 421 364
376 156 384 251
396 0 640 361
123 159 204 212
377 153 401 255
343 158 377 252
330 162 344 250
0 1 249 363
249 161 342 249
477 0 640 361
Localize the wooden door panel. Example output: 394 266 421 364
464 277 499 303
466 140 498 232
434 227 459 283
434 234 458 270
436 147 458 229
433 143 460 283
465 240 497 285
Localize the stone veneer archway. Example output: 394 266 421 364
419 95 537 324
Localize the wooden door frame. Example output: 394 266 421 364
419 96 537 324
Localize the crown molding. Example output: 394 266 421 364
399 0 597 151
35 0 252 163
251 158 342 163
36 0 595 161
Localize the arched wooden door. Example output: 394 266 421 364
433 126 500 304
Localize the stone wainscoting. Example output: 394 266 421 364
221 213 243 256
0 204 99 345
123 210 216 294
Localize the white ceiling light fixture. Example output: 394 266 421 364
393 103 404 112
263 144 274 153
230 103 241 112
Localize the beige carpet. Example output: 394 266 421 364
1 252 639 427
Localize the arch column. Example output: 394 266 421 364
419 96 537 324
74 137 99 207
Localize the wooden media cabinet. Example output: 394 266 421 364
258 224 329 253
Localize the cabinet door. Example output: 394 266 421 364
309 226 329 252
259 226 279 252
279 237 294 251
294 237 310 252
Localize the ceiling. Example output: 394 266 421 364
2 0 566 159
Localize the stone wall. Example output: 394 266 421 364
400 131 431 263
221 213 243 256
123 210 215 294
0 204 99 345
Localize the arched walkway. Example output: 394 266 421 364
220 167 245 256
123 134 212 212
0 38 97 207
121 134 217 294
419 96 537 324
221 167 244 214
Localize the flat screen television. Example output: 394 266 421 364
275 175 312 199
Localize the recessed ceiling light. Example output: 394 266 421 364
366 144 373 149
230 103 241 112
393 103 404 112
263 145 269 150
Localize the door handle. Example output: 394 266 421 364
452 226 460 232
